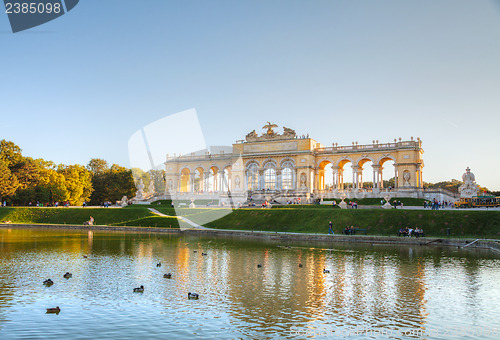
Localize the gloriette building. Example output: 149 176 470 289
164 123 425 204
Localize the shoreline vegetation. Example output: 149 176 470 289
0 205 499 251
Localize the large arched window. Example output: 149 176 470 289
222 167 230 191
264 162 276 190
194 168 203 192
180 168 190 192
208 167 218 192
282 161 294 189
247 163 259 190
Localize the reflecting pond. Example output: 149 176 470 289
0 227 499 339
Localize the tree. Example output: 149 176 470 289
0 158 19 200
148 169 165 193
87 158 109 174
0 139 23 168
57 164 94 205
89 164 137 204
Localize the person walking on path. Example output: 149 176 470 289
328 221 334 235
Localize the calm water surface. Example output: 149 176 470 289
0 228 499 339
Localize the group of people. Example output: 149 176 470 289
343 226 357 235
424 199 451 210
398 227 425 237
83 216 94 226
348 201 358 209
327 222 358 235
286 198 302 204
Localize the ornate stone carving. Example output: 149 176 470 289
300 173 307 188
234 175 241 189
263 121 278 136
283 126 296 138
246 130 258 141
245 123 297 142
403 171 411 186
458 167 479 198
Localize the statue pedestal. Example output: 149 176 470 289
382 202 393 209
339 200 348 209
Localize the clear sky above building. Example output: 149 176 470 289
1 0 499 190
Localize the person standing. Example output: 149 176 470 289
328 221 334 235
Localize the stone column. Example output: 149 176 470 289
258 170 265 190
338 168 344 190
352 165 359 189
219 172 224 192
332 166 339 190
190 173 195 193
276 169 282 191
372 165 380 189
394 164 399 188
358 167 363 189
378 166 384 189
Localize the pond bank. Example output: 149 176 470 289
2 223 500 253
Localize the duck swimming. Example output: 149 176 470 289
63 272 72 279
298 264 303 268
257 264 262 268
323 269 330 274
156 263 162 267
163 273 172 279
188 292 199 299
201 253 207 256
43 279 54 286
133 285 144 293
46 306 60 314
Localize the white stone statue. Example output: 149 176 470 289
135 179 145 200
458 167 479 198
403 171 411 187
148 180 155 194
300 173 307 188
120 196 128 207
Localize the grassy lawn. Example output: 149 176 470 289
0 207 180 228
321 197 429 206
205 208 500 238
2 205 499 238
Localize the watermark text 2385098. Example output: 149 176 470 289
5 2 62 14
3 0 79 33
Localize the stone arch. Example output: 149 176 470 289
318 159 334 191
207 166 219 192
317 158 334 168
280 158 296 168
263 161 277 190
246 162 259 191
376 154 396 166
375 155 396 189
336 157 354 190
194 167 204 192
180 168 191 192
262 158 278 168
281 161 295 190
245 159 260 168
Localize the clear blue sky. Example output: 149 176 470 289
1 0 500 190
